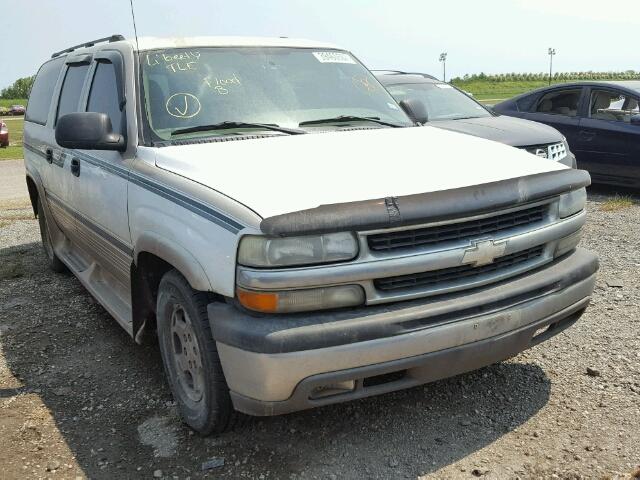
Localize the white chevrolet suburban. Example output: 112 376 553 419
23 35 598 435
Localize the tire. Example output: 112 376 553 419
36 197 67 273
156 269 240 435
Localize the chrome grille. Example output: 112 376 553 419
374 245 544 292
521 142 567 161
367 204 547 252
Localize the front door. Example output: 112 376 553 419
577 88 640 186
523 87 586 154
68 52 133 289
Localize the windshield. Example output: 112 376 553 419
141 47 413 140
386 83 491 121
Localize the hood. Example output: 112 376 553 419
153 126 567 219
430 115 563 147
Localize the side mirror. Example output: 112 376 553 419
399 98 429 125
55 112 126 151
630 114 640 126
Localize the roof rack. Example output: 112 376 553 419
51 35 126 58
370 70 440 81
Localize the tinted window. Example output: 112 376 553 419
56 64 90 122
387 83 490 121
87 62 122 133
590 90 639 123
535 89 582 117
515 94 538 112
25 58 64 124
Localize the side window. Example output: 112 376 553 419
590 90 639 123
535 89 582 117
515 93 538 112
25 57 64 125
87 62 122 133
56 64 90 123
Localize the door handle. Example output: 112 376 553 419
45 148 53 164
70 158 81 177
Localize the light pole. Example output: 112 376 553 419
548 48 556 85
439 52 448 82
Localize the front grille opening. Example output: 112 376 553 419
375 245 544 292
362 370 407 388
368 204 547 252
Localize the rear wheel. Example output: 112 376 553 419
36 197 67 273
156 269 239 435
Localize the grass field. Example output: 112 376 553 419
0 98 27 108
0 117 24 160
451 80 577 103
1 99 27 160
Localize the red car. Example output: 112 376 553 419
0 121 8 147
9 105 25 116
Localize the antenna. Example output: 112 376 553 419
129 0 141 52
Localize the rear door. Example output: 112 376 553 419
45 56 92 237
577 87 640 186
68 50 133 288
523 87 587 152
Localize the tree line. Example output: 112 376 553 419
1 76 35 99
2 70 640 99
451 71 640 83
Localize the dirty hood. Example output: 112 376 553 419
153 126 567 219
430 115 563 147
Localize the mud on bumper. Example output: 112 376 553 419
208 248 598 416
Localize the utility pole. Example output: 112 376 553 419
439 52 448 82
548 48 556 86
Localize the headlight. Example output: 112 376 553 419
559 188 587 218
237 285 365 313
238 232 359 268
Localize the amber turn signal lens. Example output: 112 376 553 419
236 288 279 313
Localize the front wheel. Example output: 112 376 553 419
156 270 239 435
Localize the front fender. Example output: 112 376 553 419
134 231 213 292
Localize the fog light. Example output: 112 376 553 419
237 285 365 313
555 230 582 258
310 380 356 399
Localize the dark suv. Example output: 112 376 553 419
376 71 576 168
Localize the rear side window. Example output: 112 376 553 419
515 94 538 112
56 64 90 122
535 89 583 117
87 62 122 133
25 58 64 125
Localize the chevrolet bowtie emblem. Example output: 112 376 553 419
462 239 508 267
535 148 549 159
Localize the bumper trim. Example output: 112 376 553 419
230 300 588 416
210 248 598 355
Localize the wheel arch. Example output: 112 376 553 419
131 232 216 343
25 172 42 218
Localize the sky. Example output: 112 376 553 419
1 0 639 90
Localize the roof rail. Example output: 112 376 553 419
370 70 440 81
51 35 126 58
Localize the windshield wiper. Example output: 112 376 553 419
298 115 402 128
171 121 305 137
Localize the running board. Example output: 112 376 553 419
59 249 133 337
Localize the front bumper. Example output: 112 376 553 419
209 248 598 416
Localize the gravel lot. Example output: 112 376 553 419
1 190 639 480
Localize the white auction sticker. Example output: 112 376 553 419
435 84 454 89
312 51 356 64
